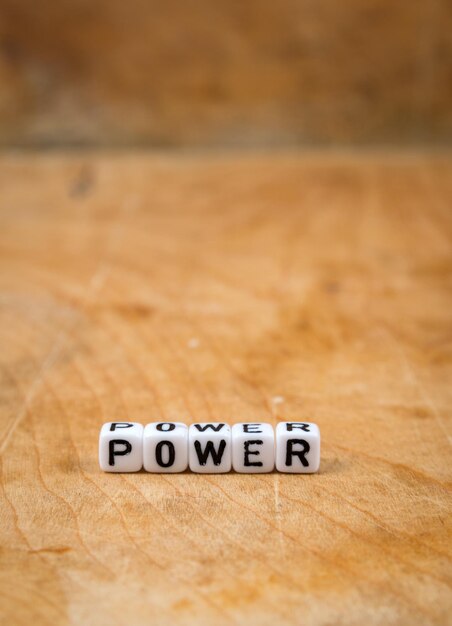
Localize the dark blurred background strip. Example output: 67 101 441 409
0 0 451 148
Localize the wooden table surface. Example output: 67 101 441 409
0 150 451 625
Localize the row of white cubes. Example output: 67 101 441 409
99 421 320 473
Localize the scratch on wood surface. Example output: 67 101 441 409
0 191 135 456
380 326 451 446
0 344 63 456
0 260 107 457
273 474 285 558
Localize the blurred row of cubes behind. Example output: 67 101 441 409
1 0 451 148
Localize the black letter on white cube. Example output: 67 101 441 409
189 423 232 473
109 440 132 466
232 423 275 473
276 422 320 473
143 422 188 473
285 439 310 467
99 422 144 473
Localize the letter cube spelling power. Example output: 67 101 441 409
275 422 320 473
189 423 232 473
143 422 188 472
99 421 320 473
232 422 274 473
99 422 144 472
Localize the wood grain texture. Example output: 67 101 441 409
0 149 451 625
0 0 451 147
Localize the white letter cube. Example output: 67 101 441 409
275 422 320 473
99 422 144 472
189 423 232 473
143 422 188 472
232 422 275 473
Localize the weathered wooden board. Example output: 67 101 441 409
0 150 451 625
1 0 452 147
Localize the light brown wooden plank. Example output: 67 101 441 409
0 150 451 625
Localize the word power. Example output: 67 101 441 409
99 422 320 474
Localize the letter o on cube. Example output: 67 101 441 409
275 422 320 473
143 422 188 472
99 422 144 472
